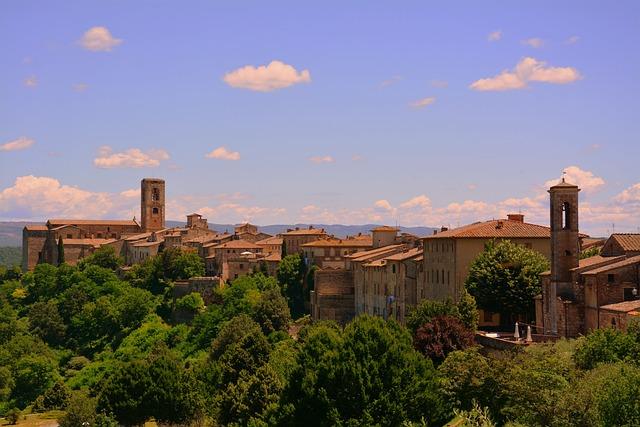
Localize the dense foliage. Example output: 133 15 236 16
0 248 21 269
465 240 550 322
1 249 639 426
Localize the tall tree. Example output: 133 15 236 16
277 254 306 318
465 240 549 323
57 238 65 266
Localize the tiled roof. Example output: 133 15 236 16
364 259 387 267
384 247 423 261
371 225 400 232
607 234 640 252
211 239 261 249
550 179 579 189
124 232 152 242
600 300 640 313
264 252 282 262
583 255 640 275
48 219 139 226
302 237 373 248
426 219 552 239
582 237 606 249
541 255 625 276
64 238 117 247
345 244 405 262
282 228 327 236
256 236 284 245
24 225 48 231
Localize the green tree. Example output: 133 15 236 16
57 237 65 265
465 240 549 323
78 246 123 271
97 360 153 426
59 392 117 427
573 325 640 370
175 292 205 314
282 315 447 426
407 296 477 334
28 301 66 346
253 287 292 335
277 254 306 318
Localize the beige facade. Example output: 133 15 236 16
302 235 373 268
282 226 327 255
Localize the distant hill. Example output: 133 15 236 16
0 221 436 247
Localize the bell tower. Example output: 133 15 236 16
548 177 580 334
141 178 165 232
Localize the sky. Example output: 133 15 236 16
1 1 639 236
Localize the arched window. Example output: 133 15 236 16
562 202 571 230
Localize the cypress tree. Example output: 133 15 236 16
57 237 65 265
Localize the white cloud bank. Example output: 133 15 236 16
206 146 241 161
1 137 35 152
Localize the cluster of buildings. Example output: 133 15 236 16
22 177 640 337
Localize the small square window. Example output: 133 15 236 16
607 274 615 284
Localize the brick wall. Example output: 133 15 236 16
312 269 355 324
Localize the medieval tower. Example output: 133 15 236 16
547 177 580 334
141 178 166 232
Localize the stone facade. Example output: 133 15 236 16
310 269 355 324
141 178 166 232
281 226 327 255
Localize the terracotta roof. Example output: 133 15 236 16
345 244 405 262
264 252 282 262
256 236 284 245
24 225 48 231
302 237 373 248
211 240 261 250
583 255 640 275
607 234 640 252
384 247 423 261
582 237 606 249
426 219 552 239
365 259 387 267
600 300 640 313
282 228 327 236
48 219 140 226
541 255 625 276
64 238 117 247
124 232 152 242
371 225 400 232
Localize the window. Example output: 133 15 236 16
562 202 571 229
392 265 396 274
152 188 160 201
624 288 636 301
97 233 102 238
152 207 159 215
239 263 244 269
607 274 615 284
447 271 450 285
67 234 72 239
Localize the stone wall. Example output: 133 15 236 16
311 269 355 324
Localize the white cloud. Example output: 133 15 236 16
613 183 640 204
206 146 240 161
0 176 137 220
565 36 580 45
375 200 394 211
470 57 582 91
309 156 335 164
488 30 502 42
223 60 311 92
24 76 38 87
79 26 122 52
522 38 544 48
73 83 89 92
93 146 169 168
400 195 431 209
409 96 436 109
0 137 35 152
119 188 140 198
544 166 605 193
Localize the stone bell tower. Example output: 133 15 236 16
548 177 580 334
141 178 165 232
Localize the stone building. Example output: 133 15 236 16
281 226 328 255
256 236 283 256
21 178 168 270
302 234 373 268
538 179 640 337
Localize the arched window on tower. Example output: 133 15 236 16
562 202 571 230
152 188 160 202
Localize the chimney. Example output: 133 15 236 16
508 214 525 223
496 220 504 229
440 226 448 232
432 230 438 235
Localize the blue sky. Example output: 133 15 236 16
1 1 639 235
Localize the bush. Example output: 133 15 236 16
413 315 475 364
6 408 20 425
